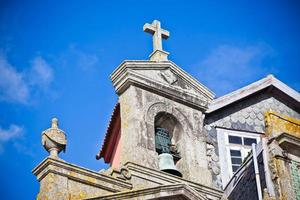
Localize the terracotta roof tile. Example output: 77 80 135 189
96 103 120 161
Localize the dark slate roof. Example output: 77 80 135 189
207 75 300 114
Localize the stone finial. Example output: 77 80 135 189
42 117 67 158
143 20 170 62
51 117 58 128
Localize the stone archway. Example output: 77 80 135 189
154 112 183 146
144 101 192 152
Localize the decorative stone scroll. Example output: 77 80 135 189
110 166 132 181
160 69 177 85
206 142 222 188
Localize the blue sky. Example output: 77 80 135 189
0 1 299 199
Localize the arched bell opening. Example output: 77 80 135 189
154 112 183 177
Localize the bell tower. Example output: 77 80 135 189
97 20 215 186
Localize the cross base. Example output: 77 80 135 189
149 49 169 62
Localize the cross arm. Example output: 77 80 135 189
143 23 155 34
143 23 170 39
161 29 170 39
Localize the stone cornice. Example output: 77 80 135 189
124 162 223 199
110 60 214 110
111 60 215 99
275 133 300 157
265 111 300 138
86 183 206 200
32 157 132 192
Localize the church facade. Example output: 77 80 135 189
33 20 300 200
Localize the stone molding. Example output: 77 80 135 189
110 166 132 181
267 140 296 200
32 157 223 200
265 110 300 139
206 143 221 176
111 61 214 98
149 49 169 61
124 162 223 200
87 183 206 200
32 157 132 192
110 60 214 110
145 101 193 139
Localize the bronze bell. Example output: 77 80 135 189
158 153 182 177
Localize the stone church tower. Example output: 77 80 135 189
97 20 215 185
32 20 224 200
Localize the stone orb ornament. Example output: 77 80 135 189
42 118 67 158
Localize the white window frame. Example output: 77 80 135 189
225 131 260 177
217 128 261 189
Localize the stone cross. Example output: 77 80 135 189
143 20 170 61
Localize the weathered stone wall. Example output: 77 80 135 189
33 156 223 200
265 111 300 200
37 173 69 200
33 158 132 200
122 162 223 200
118 85 212 186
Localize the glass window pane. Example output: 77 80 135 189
244 137 257 146
230 150 241 157
231 158 242 164
232 165 240 172
228 135 242 144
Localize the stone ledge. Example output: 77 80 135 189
276 133 300 157
110 60 214 100
111 63 209 110
86 183 206 200
32 157 132 192
124 162 223 199
265 111 300 138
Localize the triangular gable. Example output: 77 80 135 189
110 60 215 110
207 74 300 113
